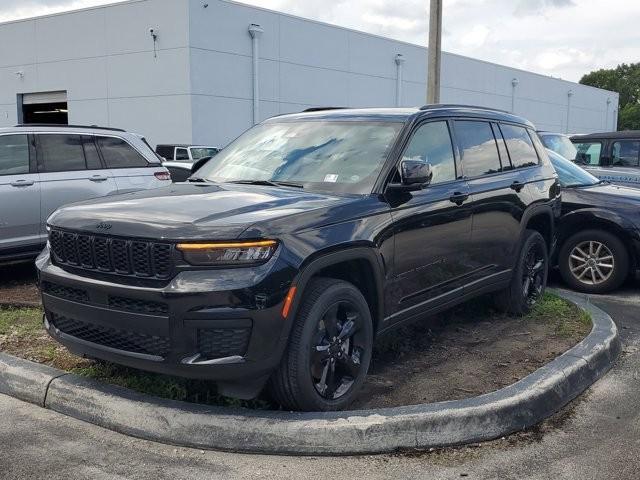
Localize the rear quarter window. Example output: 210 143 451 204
96 137 149 168
500 124 539 169
455 120 502 177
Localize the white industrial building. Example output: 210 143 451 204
0 0 619 148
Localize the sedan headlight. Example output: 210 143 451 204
177 240 278 266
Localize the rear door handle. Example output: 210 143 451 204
510 181 525 192
10 179 34 187
89 175 108 182
449 192 469 205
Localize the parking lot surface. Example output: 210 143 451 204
0 283 638 479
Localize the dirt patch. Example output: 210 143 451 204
0 294 590 411
0 263 40 305
351 294 591 409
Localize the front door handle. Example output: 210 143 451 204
449 192 469 205
510 181 525 192
89 175 108 182
10 179 34 187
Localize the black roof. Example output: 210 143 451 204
571 130 640 141
269 104 534 128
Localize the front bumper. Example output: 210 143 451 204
37 247 296 397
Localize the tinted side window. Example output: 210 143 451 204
37 134 86 172
612 140 640 167
401 121 456 184
175 148 189 161
455 121 501 177
82 136 102 170
97 137 148 168
0 135 29 175
500 124 539 169
573 142 602 166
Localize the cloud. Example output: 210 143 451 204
514 0 576 15
459 25 490 48
2 0 639 82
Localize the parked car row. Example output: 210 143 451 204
0 124 170 262
2 105 639 412
541 130 640 187
546 149 640 293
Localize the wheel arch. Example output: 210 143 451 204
557 209 637 270
521 204 555 253
286 247 386 336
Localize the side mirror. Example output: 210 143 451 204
387 160 433 192
191 156 211 175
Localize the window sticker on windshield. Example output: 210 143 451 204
324 174 339 183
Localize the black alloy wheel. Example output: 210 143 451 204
269 278 373 411
310 300 367 400
522 238 546 307
494 229 548 315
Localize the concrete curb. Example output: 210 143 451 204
0 290 621 455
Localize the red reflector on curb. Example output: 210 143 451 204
282 286 297 318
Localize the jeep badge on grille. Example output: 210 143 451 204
96 222 113 230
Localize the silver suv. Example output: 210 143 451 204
0 124 170 262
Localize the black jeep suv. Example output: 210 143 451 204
37 105 560 411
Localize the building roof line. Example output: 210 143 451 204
0 0 621 97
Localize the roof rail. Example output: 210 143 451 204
302 107 348 113
13 124 126 132
419 104 510 114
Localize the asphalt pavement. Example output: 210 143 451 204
0 284 638 479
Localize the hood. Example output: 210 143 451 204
47 183 355 240
578 183 640 202
562 182 640 216
584 166 640 186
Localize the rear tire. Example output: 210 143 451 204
558 229 628 294
269 277 373 412
494 230 548 316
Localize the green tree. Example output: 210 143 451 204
580 63 640 130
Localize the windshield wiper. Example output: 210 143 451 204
187 177 210 183
228 179 304 189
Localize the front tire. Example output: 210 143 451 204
269 278 373 411
494 229 548 316
558 229 629 294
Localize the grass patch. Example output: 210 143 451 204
0 293 591 410
529 293 592 337
0 307 42 335
72 362 274 409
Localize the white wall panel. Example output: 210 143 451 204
0 20 37 67
36 57 108 100
109 95 192 146
105 0 188 54
67 98 109 126
34 9 107 63
107 49 190 98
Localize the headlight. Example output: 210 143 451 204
177 240 278 266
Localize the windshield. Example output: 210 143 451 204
191 147 219 159
195 121 403 194
547 149 600 187
540 134 577 161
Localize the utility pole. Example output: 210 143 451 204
426 0 443 104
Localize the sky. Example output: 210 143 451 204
1 0 638 82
